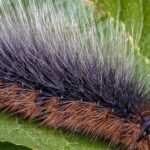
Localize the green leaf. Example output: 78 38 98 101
0 142 31 150
93 0 120 19
93 0 144 41
139 0 150 59
0 113 115 150
120 0 143 42
92 0 150 68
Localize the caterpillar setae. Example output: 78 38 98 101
0 0 150 149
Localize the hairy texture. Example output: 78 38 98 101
0 80 150 150
0 0 150 149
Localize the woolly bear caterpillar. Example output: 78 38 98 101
0 0 150 149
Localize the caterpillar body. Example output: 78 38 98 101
0 0 150 149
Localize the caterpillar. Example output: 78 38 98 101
0 0 150 149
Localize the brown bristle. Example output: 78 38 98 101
0 83 20 108
16 91 39 119
0 82 39 119
0 80 150 150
